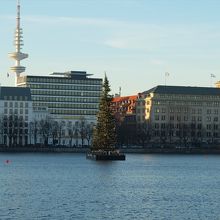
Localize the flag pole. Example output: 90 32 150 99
165 72 170 86
210 73 216 87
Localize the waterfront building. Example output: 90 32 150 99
111 95 138 147
136 85 220 145
112 95 137 124
0 87 32 146
17 71 102 123
16 72 102 146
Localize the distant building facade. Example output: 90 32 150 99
136 85 220 145
0 87 33 146
112 95 137 124
17 71 102 123
16 71 102 146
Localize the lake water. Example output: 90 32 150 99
0 153 220 220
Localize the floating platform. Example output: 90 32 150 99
86 150 126 161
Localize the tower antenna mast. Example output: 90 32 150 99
9 0 28 84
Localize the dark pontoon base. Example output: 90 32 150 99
86 152 126 161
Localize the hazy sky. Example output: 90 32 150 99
1 0 220 95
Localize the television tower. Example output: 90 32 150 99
9 0 28 83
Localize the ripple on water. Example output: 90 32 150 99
0 154 220 220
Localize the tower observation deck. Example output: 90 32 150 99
9 0 28 82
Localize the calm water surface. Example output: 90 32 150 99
0 153 220 220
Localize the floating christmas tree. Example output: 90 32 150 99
87 74 125 160
92 74 116 150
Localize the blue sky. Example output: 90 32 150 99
1 0 220 95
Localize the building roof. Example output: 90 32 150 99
50 71 93 79
112 95 137 102
0 86 31 101
143 85 220 96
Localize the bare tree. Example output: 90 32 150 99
51 120 59 146
85 123 93 146
0 115 4 145
39 117 53 146
67 121 74 147
57 121 65 146
79 117 86 147
74 121 79 147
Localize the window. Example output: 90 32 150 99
213 109 218 114
207 109 211 114
214 117 218 122
155 115 159 121
170 109 174 113
161 115 166 121
214 132 218 137
197 124 202 129
207 116 211 122
207 132 211 137
155 108 160 113
4 102 8 107
214 124 218 130
192 109 196 114
170 116 174 121
154 123 159 129
207 124 212 130
161 123 166 129
198 109 202 114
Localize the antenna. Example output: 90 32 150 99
8 0 28 85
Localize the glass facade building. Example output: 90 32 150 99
17 71 102 122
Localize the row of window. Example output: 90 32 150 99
154 130 219 138
3 115 28 121
46 103 97 109
3 96 28 101
26 77 102 85
3 129 28 134
4 122 28 128
29 84 102 91
152 100 220 107
4 102 29 108
50 109 97 115
31 90 101 97
154 123 218 130
153 108 218 114
155 94 220 100
32 96 99 103
154 115 219 122
4 108 29 115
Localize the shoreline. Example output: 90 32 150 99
1 146 220 154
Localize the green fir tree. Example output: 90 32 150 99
92 75 116 151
